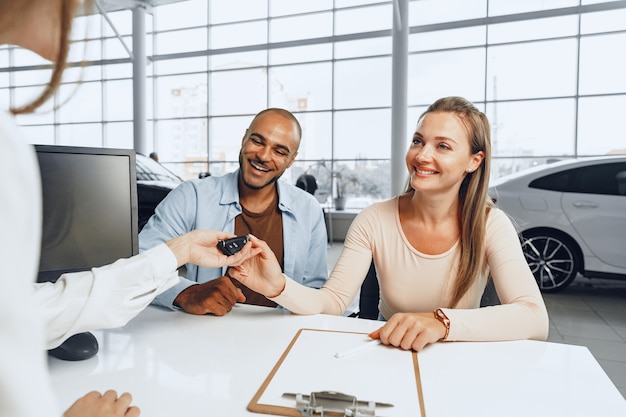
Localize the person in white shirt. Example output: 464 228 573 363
0 1 260 416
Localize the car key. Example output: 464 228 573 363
217 235 250 256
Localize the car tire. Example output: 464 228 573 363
521 230 581 292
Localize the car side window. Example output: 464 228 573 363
575 162 626 196
529 169 577 192
529 161 626 196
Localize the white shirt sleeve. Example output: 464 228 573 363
35 243 179 349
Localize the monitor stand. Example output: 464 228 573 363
48 332 99 361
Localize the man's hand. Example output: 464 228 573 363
173 276 246 316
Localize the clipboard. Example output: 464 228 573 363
248 328 426 417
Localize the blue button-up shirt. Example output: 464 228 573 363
139 170 329 309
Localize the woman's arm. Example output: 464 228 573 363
367 209 548 351
232 215 374 316
443 209 549 342
36 230 260 349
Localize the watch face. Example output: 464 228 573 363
436 309 450 324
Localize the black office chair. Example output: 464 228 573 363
295 174 318 195
479 279 500 307
356 261 500 320
357 262 380 320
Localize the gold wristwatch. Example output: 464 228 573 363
434 308 450 341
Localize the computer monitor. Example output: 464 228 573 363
35 145 139 283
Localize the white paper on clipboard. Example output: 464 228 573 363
248 328 425 417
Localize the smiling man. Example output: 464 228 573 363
139 108 329 315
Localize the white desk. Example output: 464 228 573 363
48 305 626 417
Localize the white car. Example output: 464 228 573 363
489 156 626 292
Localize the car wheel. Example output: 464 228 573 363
521 230 580 292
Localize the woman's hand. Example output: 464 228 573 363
368 312 447 351
165 230 262 269
227 235 286 298
64 390 139 417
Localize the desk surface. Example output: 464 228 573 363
48 305 626 417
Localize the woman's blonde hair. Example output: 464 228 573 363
405 96 493 307
3 0 90 115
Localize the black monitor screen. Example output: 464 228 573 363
35 145 138 283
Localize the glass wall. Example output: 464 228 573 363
2 0 626 209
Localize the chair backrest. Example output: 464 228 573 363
295 174 318 195
358 262 380 320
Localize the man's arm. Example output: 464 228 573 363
172 277 245 315
139 179 245 315
139 181 200 310
301 203 330 289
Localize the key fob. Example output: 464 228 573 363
217 235 250 256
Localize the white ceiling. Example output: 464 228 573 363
81 0 187 14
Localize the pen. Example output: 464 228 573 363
334 338 381 358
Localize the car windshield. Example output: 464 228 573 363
136 155 181 182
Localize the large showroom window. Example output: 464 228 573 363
2 0 626 209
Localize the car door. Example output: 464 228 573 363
561 162 626 269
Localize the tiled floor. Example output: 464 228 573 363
543 276 626 399
327 242 626 399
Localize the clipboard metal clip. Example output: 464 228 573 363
294 391 376 417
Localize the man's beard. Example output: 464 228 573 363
239 153 281 190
